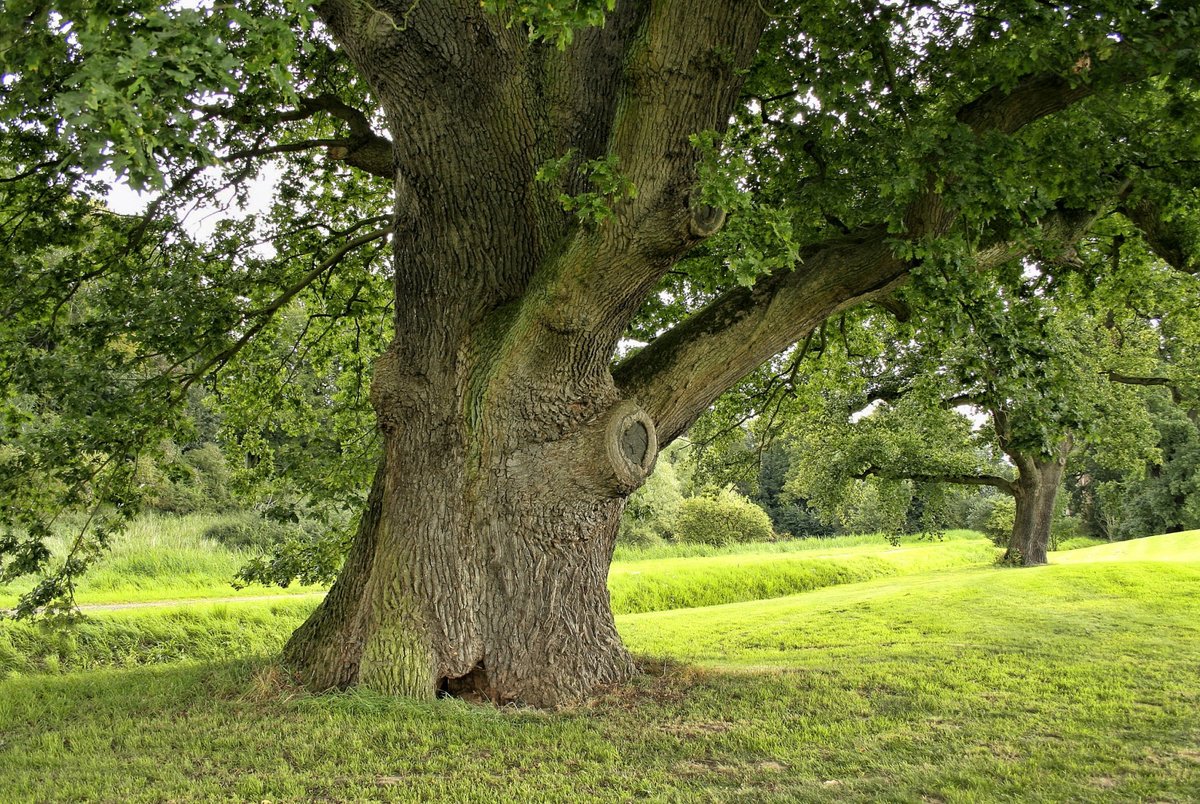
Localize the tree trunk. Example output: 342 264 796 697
283 392 653 706
277 0 767 706
1005 439 1071 566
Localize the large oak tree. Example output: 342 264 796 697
2 0 1199 705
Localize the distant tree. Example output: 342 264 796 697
778 247 1189 565
1070 394 1200 540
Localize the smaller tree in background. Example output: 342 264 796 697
774 247 1179 565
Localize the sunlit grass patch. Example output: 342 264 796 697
609 537 995 614
1051 529 1200 564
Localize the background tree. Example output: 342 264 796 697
3 1 1200 704
781 216 1199 564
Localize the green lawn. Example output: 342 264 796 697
1 531 1197 801
608 536 995 614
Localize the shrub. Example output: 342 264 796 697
674 488 774 546
982 496 1016 547
140 441 234 515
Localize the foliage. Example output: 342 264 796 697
3 0 1200 616
138 442 234 516
480 0 614 48
983 496 1017 547
535 150 638 225
674 488 774 546
617 458 683 547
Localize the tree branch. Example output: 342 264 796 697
180 226 391 392
854 464 1017 495
615 229 907 443
1119 195 1198 274
198 93 395 179
1106 371 1185 405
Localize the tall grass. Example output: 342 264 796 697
612 528 981 562
0 513 323 606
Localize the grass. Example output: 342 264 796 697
0 513 325 607
608 537 995 614
1051 529 1200 564
1 531 1197 800
1 538 995 674
2 517 995 612
611 528 982 562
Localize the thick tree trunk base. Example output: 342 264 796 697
1005 440 1070 567
283 396 653 708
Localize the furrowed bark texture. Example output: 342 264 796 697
1004 439 1072 567
285 0 766 706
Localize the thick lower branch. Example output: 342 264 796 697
615 230 907 444
1120 196 1198 274
855 465 1016 496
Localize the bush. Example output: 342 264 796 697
982 496 1016 546
674 489 774 546
140 441 234 515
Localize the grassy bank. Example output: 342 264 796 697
0 514 325 607
2 536 999 675
2 517 995 611
608 537 994 614
1 531 1197 801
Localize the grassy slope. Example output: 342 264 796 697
1 532 1197 801
0 514 326 606
1 518 993 610
609 536 993 614
1051 529 1200 564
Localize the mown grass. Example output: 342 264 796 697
1 538 995 674
1051 529 1200 564
1 531 1197 801
609 537 995 614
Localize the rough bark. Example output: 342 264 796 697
1004 439 1072 567
283 0 767 706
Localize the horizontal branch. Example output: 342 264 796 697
1106 371 1185 404
200 93 395 180
615 229 906 443
854 464 1016 495
956 72 1093 136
